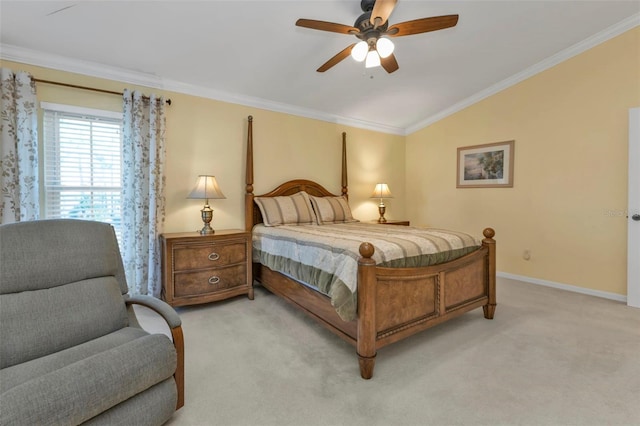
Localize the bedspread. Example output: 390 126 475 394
252 223 481 321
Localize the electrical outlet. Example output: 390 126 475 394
523 249 531 261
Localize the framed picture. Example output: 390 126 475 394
457 140 514 188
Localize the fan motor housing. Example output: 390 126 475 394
360 0 376 12
354 11 388 41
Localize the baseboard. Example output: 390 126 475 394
497 271 627 303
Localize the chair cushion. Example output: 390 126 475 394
0 277 128 369
0 332 177 425
83 378 177 426
0 327 148 393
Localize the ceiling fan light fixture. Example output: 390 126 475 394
365 50 381 68
351 41 368 62
296 0 459 74
376 37 394 58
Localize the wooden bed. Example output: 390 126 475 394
244 116 496 379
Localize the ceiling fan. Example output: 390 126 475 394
296 0 459 73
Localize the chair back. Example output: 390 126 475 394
0 219 130 368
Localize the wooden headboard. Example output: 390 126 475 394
244 115 348 231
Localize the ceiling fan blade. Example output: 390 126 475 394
380 53 399 73
317 43 356 72
386 14 459 37
370 0 397 27
296 19 358 35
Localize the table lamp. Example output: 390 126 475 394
371 183 393 223
188 175 226 234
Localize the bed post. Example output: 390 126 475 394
341 132 348 198
357 242 377 379
482 228 497 319
245 115 254 232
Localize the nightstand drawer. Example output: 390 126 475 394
173 241 246 271
174 264 247 297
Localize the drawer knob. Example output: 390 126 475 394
208 276 220 285
208 252 220 261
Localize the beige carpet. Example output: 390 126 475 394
137 278 640 426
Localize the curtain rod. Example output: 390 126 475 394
33 78 172 105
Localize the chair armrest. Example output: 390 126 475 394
125 295 182 329
124 295 185 409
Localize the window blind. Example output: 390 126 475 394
43 105 123 240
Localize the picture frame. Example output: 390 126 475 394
457 140 514 188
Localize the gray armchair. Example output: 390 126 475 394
0 219 184 425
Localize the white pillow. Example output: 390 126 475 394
254 191 316 226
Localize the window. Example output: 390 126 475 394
42 103 123 240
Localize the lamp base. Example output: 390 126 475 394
199 224 215 235
378 203 387 223
199 204 215 235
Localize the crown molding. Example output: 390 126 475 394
165 79 406 135
405 12 640 135
0 44 405 136
0 44 165 89
2 12 637 138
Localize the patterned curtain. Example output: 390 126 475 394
0 68 39 224
121 89 166 296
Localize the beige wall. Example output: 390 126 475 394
4 26 637 297
1 60 406 234
406 27 640 296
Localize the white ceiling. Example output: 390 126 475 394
1 1 639 135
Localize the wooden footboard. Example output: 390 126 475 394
356 228 496 378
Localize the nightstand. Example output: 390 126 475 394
160 229 253 307
369 220 410 226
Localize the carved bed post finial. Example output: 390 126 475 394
342 132 348 198
359 242 374 259
245 116 255 232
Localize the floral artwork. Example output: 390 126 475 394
457 141 514 188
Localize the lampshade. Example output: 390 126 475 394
351 41 368 62
376 38 394 58
365 50 381 68
371 183 393 199
188 175 226 200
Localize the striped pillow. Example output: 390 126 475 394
254 191 316 226
309 195 358 225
